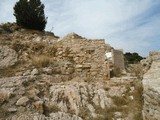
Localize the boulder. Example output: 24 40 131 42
16 96 29 106
33 101 44 114
0 46 18 69
8 108 17 113
0 89 11 104
31 68 39 76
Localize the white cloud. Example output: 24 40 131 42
44 0 156 36
0 0 160 56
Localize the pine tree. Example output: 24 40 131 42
13 0 47 31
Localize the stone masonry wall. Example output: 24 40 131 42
112 49 125 74
55 33 112 81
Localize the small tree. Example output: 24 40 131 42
124 52 144 64
13 0 47 31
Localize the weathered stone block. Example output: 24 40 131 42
0 46 18 69
16 96 29 106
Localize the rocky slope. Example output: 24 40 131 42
0 23 144 120
0 75 143 120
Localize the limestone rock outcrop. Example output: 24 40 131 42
0 74 142 120
0 24 143 120
11 112 82 120
0 46 18 69
142 51 160 120
49 81 113 115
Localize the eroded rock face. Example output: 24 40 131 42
0 75 140 120
0 28 143 120
49 82 113 115
11 112 82 120
142 52 160 120
0 46 18 69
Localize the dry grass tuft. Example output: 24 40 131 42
128 63 143 78
46 104 60 113
31 42 45 53
44 45 57 56
31 55 51 67
0 61 25 78
126 80 143 120
79 107 92 120
11 40 29 52
0 107 7 119
112 96 129 106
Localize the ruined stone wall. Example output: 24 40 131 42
142 51 160 120
55 33 112 81
0 28 144 120
112 49 125 74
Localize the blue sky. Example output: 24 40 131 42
0 0 160 56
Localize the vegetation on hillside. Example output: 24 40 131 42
13 0 47 31
124 52 144 64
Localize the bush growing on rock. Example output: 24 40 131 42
0 23 12 33
13 0 47 31
124 52 144 64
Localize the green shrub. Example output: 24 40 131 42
13 0 47 31
124 52 144 64
0 23 12 33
